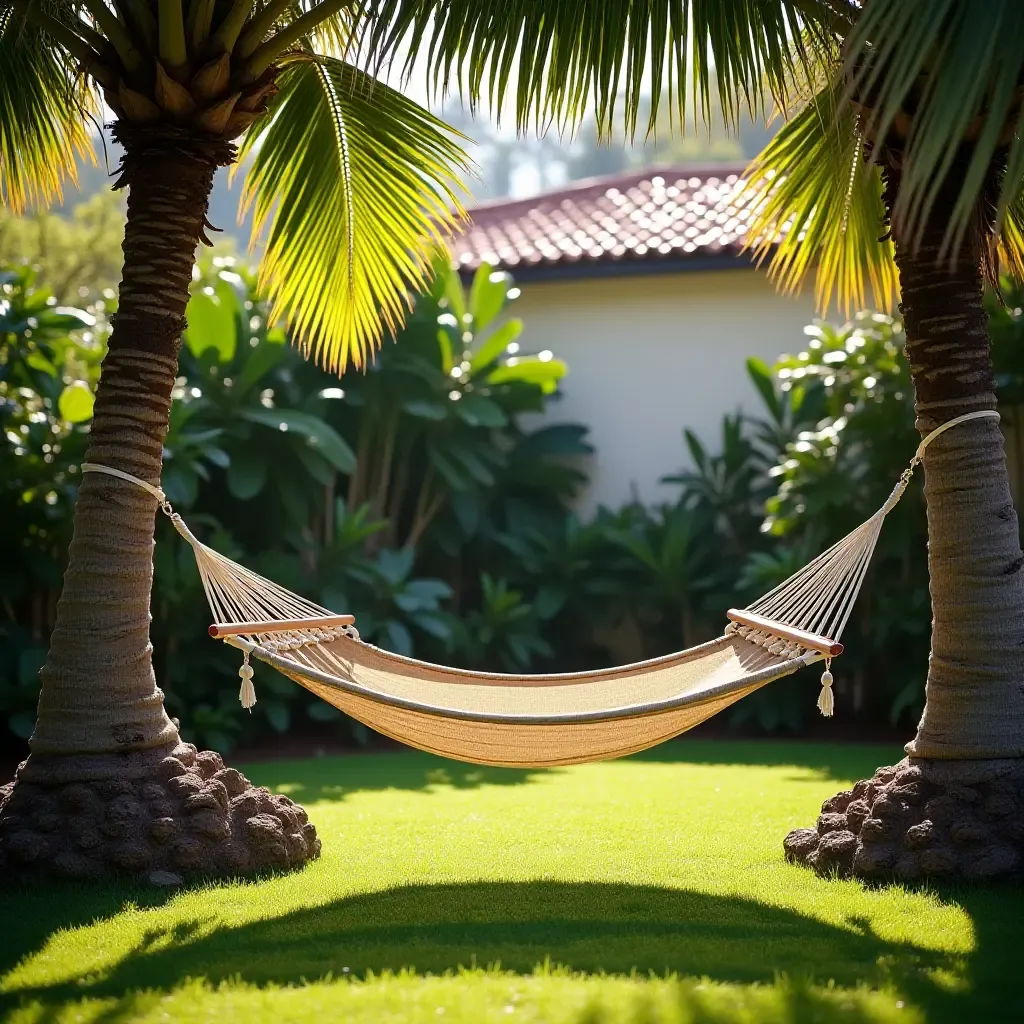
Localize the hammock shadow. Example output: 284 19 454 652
241 750 553 805
630 738 905 781
3 880 1002 1023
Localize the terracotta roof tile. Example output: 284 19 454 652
450 164 755 275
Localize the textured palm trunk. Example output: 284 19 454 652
784 160 1024 883
30 146 215 755
897 198 1024 759
0 135 320 884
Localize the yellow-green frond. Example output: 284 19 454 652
846 0 1024 255
741 82 899 316
363 0 845 142
239 57 469 373
998 193 1024 286
0 10 96 213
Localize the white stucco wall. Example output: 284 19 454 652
511 267 820 514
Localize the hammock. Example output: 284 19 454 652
82 410 995 769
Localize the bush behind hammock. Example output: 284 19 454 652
5 255 1024 755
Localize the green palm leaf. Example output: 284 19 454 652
845 0 1024 256
364 0 845 140
238 56 469 373
741 81 899 314
0 10 96 212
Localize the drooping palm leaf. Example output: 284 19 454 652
239 56 469 372
363 0 846 140
845 0 1024 257
0 9 96 212
741 81 899 315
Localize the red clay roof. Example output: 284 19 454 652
449 164 754 276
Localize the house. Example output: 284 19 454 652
449 165 822 515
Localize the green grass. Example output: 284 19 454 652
1 740 1020 1023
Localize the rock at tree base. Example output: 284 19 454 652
784 757 1024 883
0 742 320 885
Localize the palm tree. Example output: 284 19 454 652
2 0 1022 885
0 0 471 882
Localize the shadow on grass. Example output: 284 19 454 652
3 880 1017 1022
240 751 551 805
239 740 903 807
631 738 904 777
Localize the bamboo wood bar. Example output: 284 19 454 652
726 609 844 657
209 614 356 638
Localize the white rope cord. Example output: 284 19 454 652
727 408 1000 714
81 408 999 718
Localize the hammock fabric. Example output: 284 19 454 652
82 409 996 769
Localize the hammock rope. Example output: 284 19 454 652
79 408 998 767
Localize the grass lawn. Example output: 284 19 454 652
1 739 1020 1023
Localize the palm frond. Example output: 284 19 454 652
362 0 844 141
845 0 1024 255
239 56 469 373
0 9 96 212
998 192 1024 285
741 82 899 315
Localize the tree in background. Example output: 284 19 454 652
0 190 125 303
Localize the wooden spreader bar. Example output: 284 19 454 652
726 609 843 658
209 614 356 638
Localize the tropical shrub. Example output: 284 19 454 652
0 267 106 744
0 254 591 754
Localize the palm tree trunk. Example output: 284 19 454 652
897 201 1024 760
30 145 213 755
783 158 1024 884
0 134 320 885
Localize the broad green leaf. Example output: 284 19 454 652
488 357 567 394
403 399 447 420
241 407 356 473
307 702 343 721
186 280 238 361
226 449 269 500
263 700 290 733
58 382 94 423
469 264 511 331
746 357 782 420
440 260 467 324
25 350 57 376
377 547 415 585
293 443 336 487
383 619 413 656
472 318 523 372
513 425 593 459
455 394 507 429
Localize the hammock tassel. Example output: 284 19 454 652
817 662 834 718
239 652 256 711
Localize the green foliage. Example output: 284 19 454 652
10 235 1024 753
0 264 106 742
0 254 589 754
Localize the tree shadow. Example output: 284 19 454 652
239 750 551 805
4 880 1014 1022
